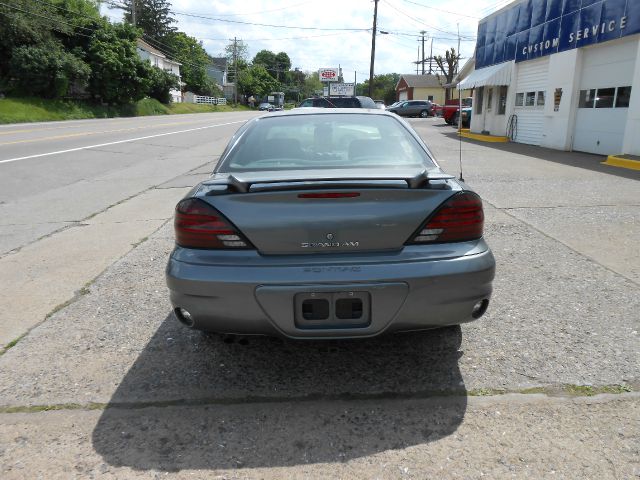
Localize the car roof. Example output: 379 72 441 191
264 107 394 117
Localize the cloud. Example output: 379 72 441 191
103 0 510 75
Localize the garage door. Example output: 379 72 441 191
512 57 549 145
398 91 408 101
573 39 637 155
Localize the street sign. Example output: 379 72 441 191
329 83 355 96
319 68 339 82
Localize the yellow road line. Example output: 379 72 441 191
0 120 139 136
0 119 219 146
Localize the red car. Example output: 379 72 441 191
442 98 472 124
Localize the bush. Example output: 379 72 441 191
147 66 179 104
8 42 90 98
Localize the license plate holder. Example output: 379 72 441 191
294 291 371 329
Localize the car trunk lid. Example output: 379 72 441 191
197 169 459 255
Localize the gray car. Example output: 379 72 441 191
166 109 495 339
387 100 433 118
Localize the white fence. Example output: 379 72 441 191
193 95 227 105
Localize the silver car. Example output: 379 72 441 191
166 109 495 339
387 100 433 118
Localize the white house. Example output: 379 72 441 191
459 0 640 156
136 39 182 103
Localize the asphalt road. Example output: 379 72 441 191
0 115 638 479
0 112 259 254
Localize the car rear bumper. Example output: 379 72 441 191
166 243 495 339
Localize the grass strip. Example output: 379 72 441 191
0 97 251 124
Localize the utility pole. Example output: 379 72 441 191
131 0 136 26
429 38 434 74
233 37 238 104
420 31 426 75
368 0 379 97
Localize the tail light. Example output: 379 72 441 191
406 191 484 244
174 198 253 249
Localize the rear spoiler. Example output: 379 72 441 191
201 170 455 195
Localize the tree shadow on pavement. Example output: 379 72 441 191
92 313 467 471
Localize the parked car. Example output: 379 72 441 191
258 102 274 111
442 97 473 124
166 109 495 339
297 96 377 108
386 100 433 118
374 100 386 109
432 103 443 117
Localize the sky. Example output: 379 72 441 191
101 0 515 78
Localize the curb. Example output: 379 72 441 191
602 154 640 171
458 128 509 143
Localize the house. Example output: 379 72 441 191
395 74 444 103
136 39 182 103
206 57 228 87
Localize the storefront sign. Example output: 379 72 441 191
319 68 339 82
329 83 355 96
476 0 640 69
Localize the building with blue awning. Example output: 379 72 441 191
460 0 639 156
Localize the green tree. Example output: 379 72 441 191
224 39 249 62
123 0 176 39
0 0 101 95
237 64 280 98
85 22 152 104
357 73 400 104
253 50 276 71
146 66 179 103
0 0 67 80
274 52 291 81
301 72 323 98
252 50 292 82
8 41 91 98
164 32 219 96
224 39 249 84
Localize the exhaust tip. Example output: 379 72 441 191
174 307 195 328
471 299 489 319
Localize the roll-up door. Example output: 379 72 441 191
512 58 549 145
573 39 636 155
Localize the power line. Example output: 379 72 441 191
168 1 317 17
381 0 476 39
0 1 94 37
399 0 480 20
172 10 370 32
198 31 366 43
478 0 513 15
140 34 221 72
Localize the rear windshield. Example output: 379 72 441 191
218 113 434 172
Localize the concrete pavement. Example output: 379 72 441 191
0 116 638 479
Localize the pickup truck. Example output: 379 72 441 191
442 97 472 125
